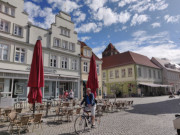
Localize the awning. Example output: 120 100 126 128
139 82 173 88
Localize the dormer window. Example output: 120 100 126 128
83 49 91 57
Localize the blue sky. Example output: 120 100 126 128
24 0 180 63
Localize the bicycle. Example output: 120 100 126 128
74 107 101 134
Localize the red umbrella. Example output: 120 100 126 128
28 40 44 106
86 55 99 98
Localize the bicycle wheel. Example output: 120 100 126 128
74 115 86 134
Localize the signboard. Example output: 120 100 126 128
0 97 14 108
15 83 24 95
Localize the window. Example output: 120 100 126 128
0 4 2 12
0 19 10 33
0 78 4 92
72 59 77 70
62 40 68 49
103 72 106 79
83 49 87 56
50 55 57 67
4 6 9 14
54 38 61 47
158 71 161 79
121 69 126 78
87 50 91 57
153 70 156 78
69 42 75 51
138 67 141 77
83 62 88 72
149 69 152 78
61 57 68 69
13 24 23 36
0 44 8 60
60 27 70 37
115 70 119 78
110 71 113 78
11 8 15 16
128 68 132 77
97 64 99 74
15 47 25 63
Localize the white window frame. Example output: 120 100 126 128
110 71 113 78
11 8 15 16
72 59 78 70
62 40 68 49
83 62 88 72
115 69 119 78
61 57 68 69
14 47 26 63
54 38 61 47
149 69 152 78
60 27 70 37
0 19 10 33
121 69 126 78
4 6 9 14
128 68 133 77
13 24 23 37
87 50 91 57
69 42 75 51
83 49 87 56
0 43 8 61
50 55 57 67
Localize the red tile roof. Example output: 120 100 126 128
102 51 160 69
79 41 102 61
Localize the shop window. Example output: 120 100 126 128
128 68 132 77
83 62 88 72
72 59 77 70
15 47 26 63
13 24 23 37
50 55 57 67
121 69 126 78
0 19 10 33
115 70 119 78
0 44 8 60
61 57 68 69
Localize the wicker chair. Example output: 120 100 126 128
67 109 74 122
15 116 30 135
4 109 12 121
31 113 43 132
15 108 22 113
8 112 18 133
62 102 69 107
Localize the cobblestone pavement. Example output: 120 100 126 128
0 96 179 135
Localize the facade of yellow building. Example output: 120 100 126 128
79 41 102 99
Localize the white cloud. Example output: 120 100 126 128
24 2 55 29
32 0 42 2
112 31 180 63
75 23 102 33
47 0 80 13
80 36 91 42
118 0 137 7
92 45 106 58
151 22 161 28
131 14 149 26
110 0 119 2
118 11 131 24
85 0 107 11
164 15 180 23
73 10 86 23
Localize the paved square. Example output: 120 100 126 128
0 96 179 135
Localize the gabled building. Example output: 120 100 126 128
0 0 81 100
79 41 102 99
151 57 180 93
102 44 165 97
102 43 120 58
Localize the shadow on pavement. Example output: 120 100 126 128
0 131 10 135
125 98 180 115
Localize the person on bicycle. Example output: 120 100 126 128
80 88 96 128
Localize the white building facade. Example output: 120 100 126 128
151 57 180 93
0 0 81 101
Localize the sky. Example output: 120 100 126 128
24 0 180 63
